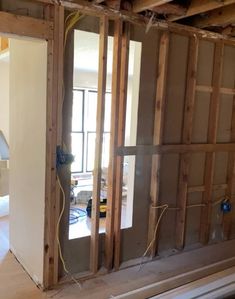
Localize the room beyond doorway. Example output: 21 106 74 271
68 29 142 240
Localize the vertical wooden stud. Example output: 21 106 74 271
200 42 224 245
175 36 199 249
90 16 109 274
147 32 170 257
43 4 64 288
105 19 123 270
113 22 130 270
223 92 235 239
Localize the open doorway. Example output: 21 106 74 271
69 29 142 240
0 35 47 285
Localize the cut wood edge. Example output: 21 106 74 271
114 257 235 299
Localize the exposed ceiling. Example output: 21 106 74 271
93 0 235 37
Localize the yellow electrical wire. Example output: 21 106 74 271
64 10 83 50
56 175 82 288
140 195 233 270
143 204 169 258
54 9 84 288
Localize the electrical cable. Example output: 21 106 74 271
139 204 168 270
139 195 234 271
56 175 82 288
64 10 83 49
69 207 87 225
53 8 84 288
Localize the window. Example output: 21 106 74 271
71 90 84 173
71 89 111 174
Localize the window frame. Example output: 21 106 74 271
71 88 111 175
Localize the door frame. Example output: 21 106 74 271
0 4 64 289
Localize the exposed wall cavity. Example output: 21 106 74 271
0 0 44 19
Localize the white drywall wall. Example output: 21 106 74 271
9 38 47 286
0 59 9 144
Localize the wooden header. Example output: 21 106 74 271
0 11 53 40
53 0 235 45
24 0 235 44
117 143 235 156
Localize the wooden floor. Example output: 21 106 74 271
152 267 235 298
0 216 47 299
1 215 235 299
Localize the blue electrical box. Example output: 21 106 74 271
220 200 232 213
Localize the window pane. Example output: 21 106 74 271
86 132 110 172
72 90 83 132
86 132 96 172
104 93 111 132
87 91 97 131
71 133 83 172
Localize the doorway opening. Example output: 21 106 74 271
69 29 142 240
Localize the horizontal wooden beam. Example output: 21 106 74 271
0 11 53 40
221 26 235 37
30 0 53 3
54 0 235 45
151 3 186 16
188 183 228 193
169 0 235 21
191 4 235 28
117 143 235 156
105 0 121 10
196 85 235 95
115 255 235 299
132 0 173 13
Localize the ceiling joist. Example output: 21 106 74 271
30 0 235 38
105 0 121 10
169 0 235 21
191 4 235 28
151 3 186 16
132 0 173 13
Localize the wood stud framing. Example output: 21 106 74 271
90 16 109 274
132 0 173 13
175 36 199 250
113 22 130 270
117 143 235 156
40 0 235 45
169 0 235 22
43 4 65 288
223 88 235 240
0 11 53 40
147 32 170 257
3 0 235 287
199 42 224 245
105 19 123 270
192 4 235 29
